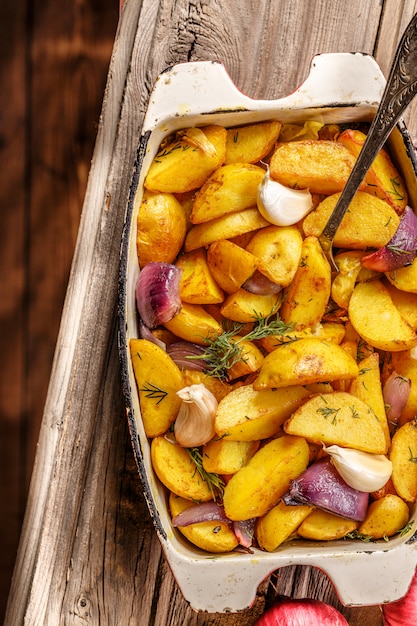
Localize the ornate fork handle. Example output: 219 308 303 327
320 12 417 267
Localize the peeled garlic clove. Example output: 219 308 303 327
174 383 218 447
257 167 313 226
324 444 392 493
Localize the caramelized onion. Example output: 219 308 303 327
233 518 256 548
383 371 411 429
172 501 229 527
167 341 210 372
135 262 182 328
283 458 369 521
242 270 283 295
361 206 417 271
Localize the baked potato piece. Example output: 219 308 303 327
130 339 183 437
269 140 360 194
246 225 303 287
256 501 313 552
303 191 400 249
297 509 359 541
225 121 281 164
284 391 388 454
207 239 259 294
176 249 224 304
390 420 417 502
348 279 417 352
358 494 410 539
339 128 408 213
191 163 265 223
223 435 309 520
202 439 260 474
145 125 226 193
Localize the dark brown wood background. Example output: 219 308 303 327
0 1 118 620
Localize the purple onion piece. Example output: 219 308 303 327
138 320 166 350
242 270 283 295
283 458 369 522
233 518 256 548
167 341 210 372
135 262 182 329
172 501 229 527
361 206 417 272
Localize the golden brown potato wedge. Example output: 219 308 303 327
384 281 417 330
256 501 313 552
144 125 226 193
302 191 400 249
214 383 310 441
225 121 281 164
136 190 187 267
284 391 388 454
339 129 408 213
202 439 260 474
349 352 390 449
220 288 281 323
191 163 265 223
259 322 345 353
348 279 417 352
184 207 269 252
390 420 417 502
331 250 367 309
253 338 359 390
226 338 264 380
163 302 222 345
223 435 309 520
130 339 183 437
207 239 259 294
246 225 303 287
269 140 360 194
297 509 359 541
176 249 224 304
169 494 238 553
151 436 213 501
358 495 410 539
280 236 331 330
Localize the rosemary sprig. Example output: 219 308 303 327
192 310 293 380
186 447 225 501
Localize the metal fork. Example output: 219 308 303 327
319 12 417 271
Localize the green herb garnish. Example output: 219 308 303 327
186 447 225 501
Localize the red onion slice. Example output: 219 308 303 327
138 320 166 350
233 518 256 548
383 371 411 427
283 458 369 521
361 206 417 272
242 270 283 295
167 341 210 372
172 501 229 527
135 262 182 329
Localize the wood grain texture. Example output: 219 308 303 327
5 0 416 624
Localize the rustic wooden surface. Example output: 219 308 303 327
3 0 417 624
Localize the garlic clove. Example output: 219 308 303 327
257 167 313 226
174 383 218 447
324 444 392 493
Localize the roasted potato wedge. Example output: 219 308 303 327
215 383 310 441
223 435 309 520
297 509 359 541
145 125 226 193
348 279 417 352
358 494 410 539
176 249 224 304
269 140 359 194
246 225 303 287
225 121 281 164
163 302 222 345
130 339 183 437
284 391 388 454
207 239 259 294
202 439 260 474
390 420 417 502
256 501 313 552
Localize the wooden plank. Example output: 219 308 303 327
0 1 28 621
5 1 415 624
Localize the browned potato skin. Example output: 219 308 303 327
225 120 281 164
269 140 362 194
390 420 417 502
359 495 410 539
297 509 359 541
176 249 224 304
257 501 313 551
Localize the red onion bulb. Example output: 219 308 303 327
383 371 411 428
254 598 349 625
135 262 182 328
382 567 417 626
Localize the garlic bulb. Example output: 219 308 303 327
174 383 218 447
324 444 392 493
257 167 313 226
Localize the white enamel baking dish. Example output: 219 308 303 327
118 53 417 613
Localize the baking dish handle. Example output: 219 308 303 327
142 53 386 133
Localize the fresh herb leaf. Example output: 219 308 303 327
186 447 225 501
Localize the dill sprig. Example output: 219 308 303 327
194 310 293 380
186 447 225 501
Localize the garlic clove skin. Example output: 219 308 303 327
257 167 313 226
174 383 218 447
324 444 392 493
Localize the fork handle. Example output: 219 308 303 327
321 12 417 243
